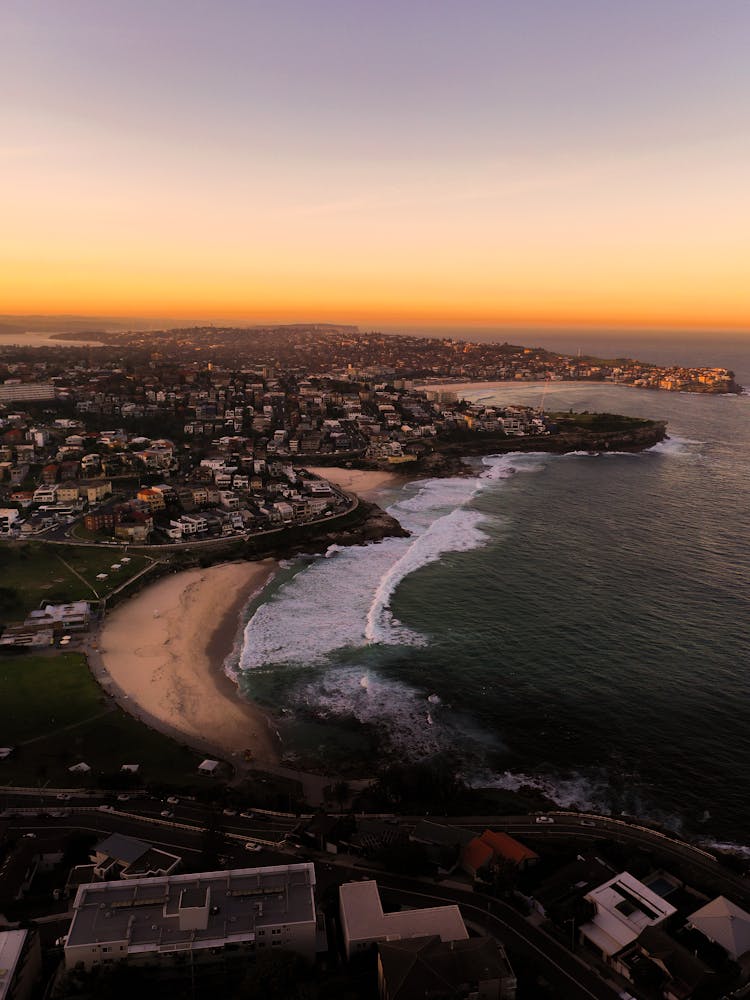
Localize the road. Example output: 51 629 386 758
5 797 749 997
374 879 619 1000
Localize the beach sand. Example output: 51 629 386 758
306 465 406 500
96 560 279 764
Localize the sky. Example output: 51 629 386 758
2 0 750 333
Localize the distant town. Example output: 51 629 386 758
2 325 749 1000
0 323 730 550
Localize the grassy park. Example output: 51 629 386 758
0 542 154 616
0 652 203 788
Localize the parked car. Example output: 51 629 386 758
535 815 554 824
244 842 262 852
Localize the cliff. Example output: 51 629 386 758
381 416 668 478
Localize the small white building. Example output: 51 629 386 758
339 879 468 959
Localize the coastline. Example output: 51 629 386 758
93 560 280 765
306 465 408 499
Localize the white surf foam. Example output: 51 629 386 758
240 471 503 667
647 435 704 456
291 666 447 756
472 768 611 813
365 505 489 643
700 839 750 859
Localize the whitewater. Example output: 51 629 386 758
234 372 750 842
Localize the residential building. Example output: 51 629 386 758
378 935 516 1000
686 896 750 962
0 929 42 1000
89 834 181 881
339 879 468 960
64 863 319 971
579 872 677 962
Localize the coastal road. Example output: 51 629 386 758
374 878 620 1000
416 813 750 905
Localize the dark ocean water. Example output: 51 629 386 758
234 339 750 845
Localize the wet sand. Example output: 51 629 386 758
97 560 279 763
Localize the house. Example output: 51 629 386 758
198 758 220 776
90 833 181 881
339 879 468 960
460 837 494 879
618 926 714 1000
478 829 539 870
686 896 750 962
378 935 516 1000
579 872 677 962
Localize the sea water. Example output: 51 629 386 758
233 341 750 843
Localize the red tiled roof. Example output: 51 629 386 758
480 829 538 865
461 837 494 873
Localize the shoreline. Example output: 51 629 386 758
306 465 408 499
93 560 280 766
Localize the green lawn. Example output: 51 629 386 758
0 653 203 788
0 542 154 615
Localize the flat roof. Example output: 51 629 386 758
339 880 467 946
0 930 27 1000
581 871 676 956
66 864 316 955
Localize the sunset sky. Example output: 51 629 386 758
2 0 749 331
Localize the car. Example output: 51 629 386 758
160 810 174 819
580 819 596 827
97 805 114 813
244 841 262 852
22 832 37 838
222 808 237 817
535 815 554 824
56 793 71 801
240 811 255 819
116 794 131 802
166 796 179 805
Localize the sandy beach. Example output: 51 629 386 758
96 560 279 764
306 465 407 500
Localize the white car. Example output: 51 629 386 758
535 815 554 824
166 796 179 805
244 841 262 852
160 810 174 819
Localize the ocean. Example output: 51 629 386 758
232 337 750 847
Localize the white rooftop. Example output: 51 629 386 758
688 896 750 960
580 871 676 957
339 880 468 947
0 930 27 1000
